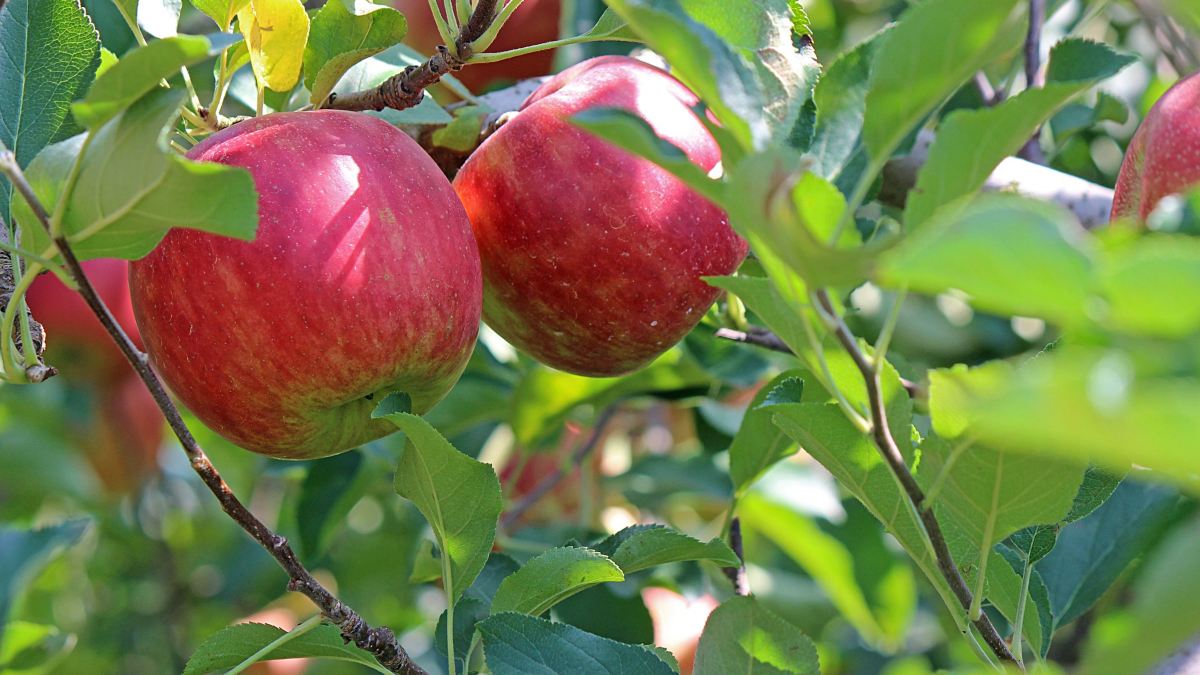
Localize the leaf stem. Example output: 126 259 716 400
1012 556 1034 668
873 288 906 370
428 0 458 52
225 615 324 675
468 0 525 53
442 552 457 675
48 131 95 238
0 262 40 378
468 33 637 63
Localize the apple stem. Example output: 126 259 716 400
811 289 1020 668
0 149 429 675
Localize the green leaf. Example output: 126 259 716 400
303 0 408 106
491 547 624 617
693 595 819 675
905 39 1135 228
741 493 912 651
478 613 676 675
804 29 883 193
510 351 709 447
0 0 99 221
592 524 739 574
13 87 258 261
705 275 811 356
917 435 1083 607
182 622 387 674
601 0 769 150
879 195 1095 327
71 34 212 130
729 373 804 495
575 7 638 42
191 0 249 30
1099 235 1200 337
0 520 90 646
375 405 502 603
863 0 1024 162
436 597 488 672
681 0 820 147
1078 515 1200 675
770 403 967 631
1038 478 1178 631
0 621 74 671
932 349 1200 488
432 106 489 153
296 450 364 560
553 585 655 645
570 107 726 204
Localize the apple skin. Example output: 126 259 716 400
129 110 482 459
392 0 561 92
453 56 747 377
26 258 143 383
1112 73 1200 221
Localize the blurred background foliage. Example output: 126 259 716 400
2 0 1198 673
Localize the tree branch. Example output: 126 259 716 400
1019 0 1047 164
0 149 427 675
812 289 1017 667
721 517 750 596
326 0 500 112
500 407 617 530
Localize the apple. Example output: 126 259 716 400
642 587 717 674
499 420 606 526
392 0 561 92
85 373 164 494
453 55 747 377
129 111 482 459
26 258 143 383
1112 72 1200 221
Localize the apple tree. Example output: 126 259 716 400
1 0 1199 673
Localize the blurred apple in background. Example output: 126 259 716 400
26 259 163 494
392 0 561 92
642 587 718 674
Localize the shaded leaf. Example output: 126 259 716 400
693 595 819 675
491 547 624 616
478 613 675 675
0 520 90 647
182 622 386 674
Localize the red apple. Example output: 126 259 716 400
453 56 747 376
129 111 482 459
1112 72 1200 221
26 258 142 383
85 373 164 494
392 0 561 92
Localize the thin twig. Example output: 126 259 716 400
500 407 617 529
714 327 924 399
974 72 1000 106
721 517 749 596
1019 0 1048 164
327 0 500 112
812 289 1017 667
0 149 427 675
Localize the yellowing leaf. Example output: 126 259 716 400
238 0 309 93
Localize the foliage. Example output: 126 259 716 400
1 0 1198 674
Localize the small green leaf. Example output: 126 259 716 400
571 107 726 205
491 547 624 617
15 88 258 261
304 0 408 106
0 622 74 672
593 524 739 573
805 28 884 193
182 622 387 675
0 0 100 220
71 34 213 130
576 7 638 42
728 372 804 495
432 106 489 152
693 596 819 675
863 0 1024 162
374 406 502 603
478 613 675 675
905 39 1135 227
879 195 1095 327
0 519 90 644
